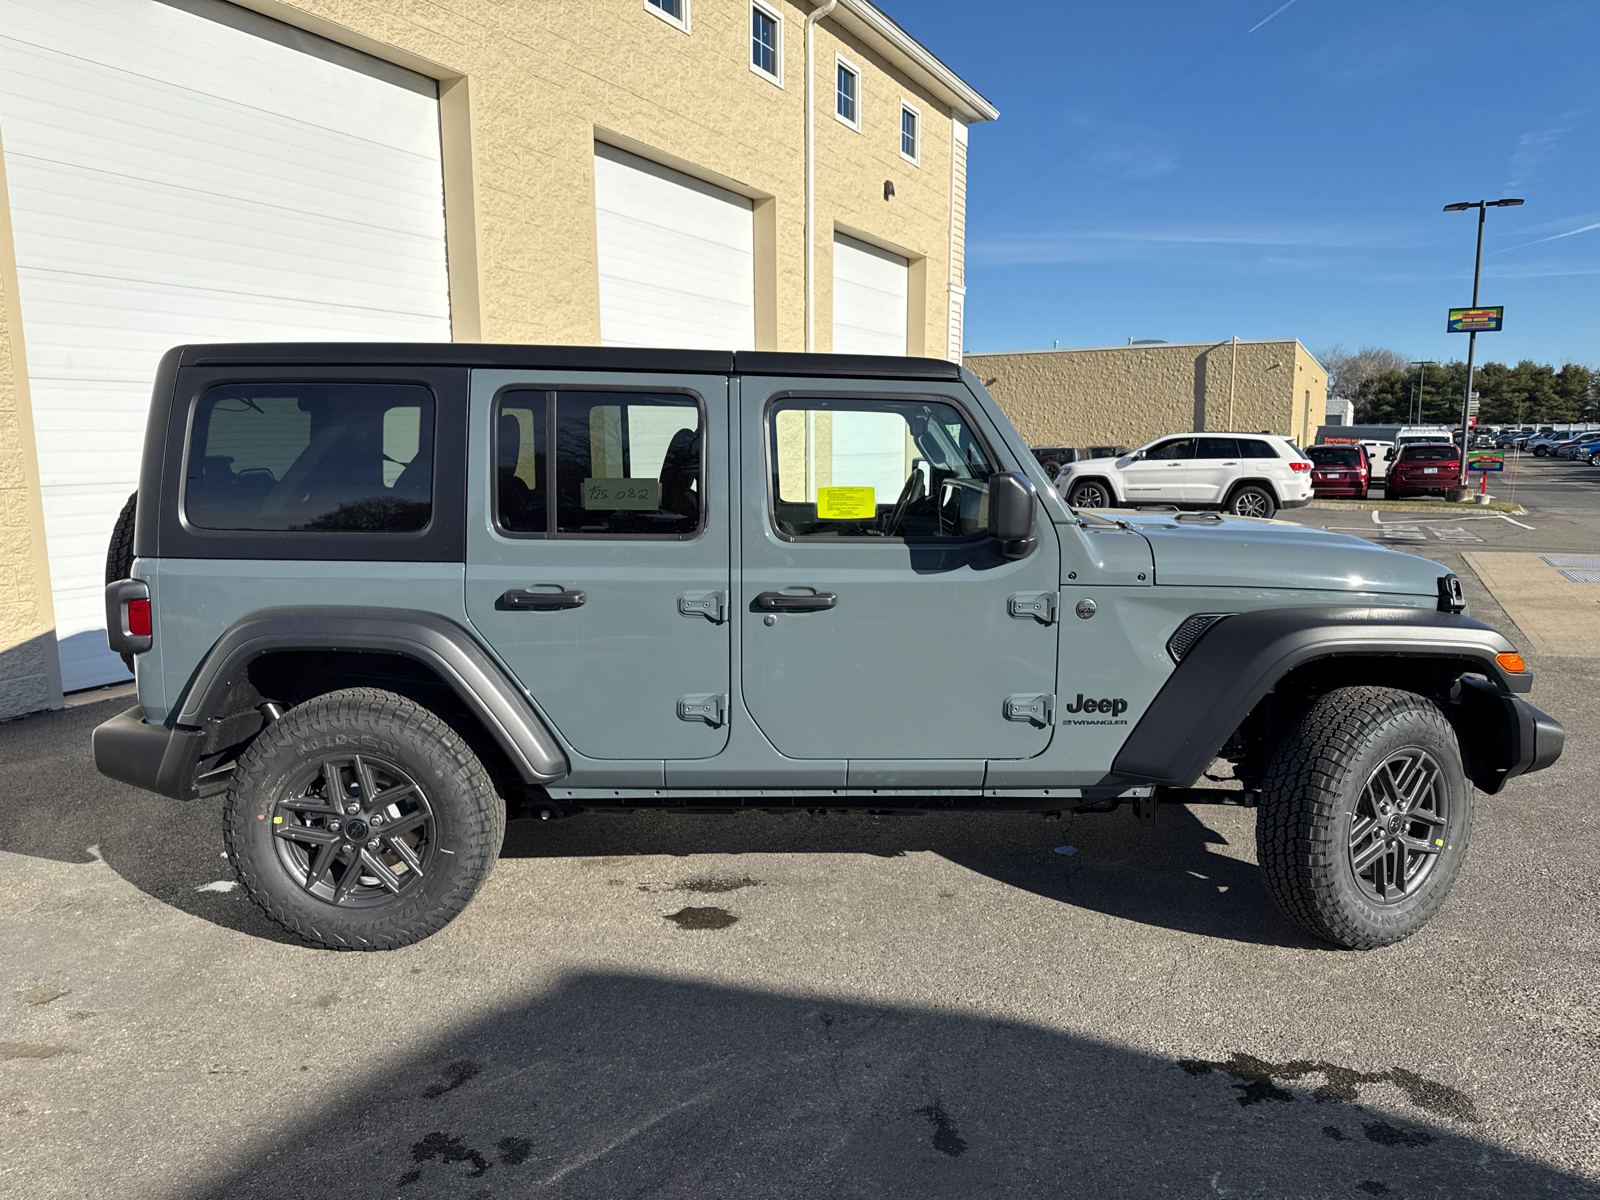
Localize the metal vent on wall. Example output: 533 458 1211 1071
1166 613 1234 663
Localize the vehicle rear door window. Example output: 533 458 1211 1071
186 383 434 532
492 390 702 537
766 398 993 539
1195 437 1240 459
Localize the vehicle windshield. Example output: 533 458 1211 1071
1308 446 1361 467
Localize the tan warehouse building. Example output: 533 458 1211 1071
0 0 995 718
967 339 1328 455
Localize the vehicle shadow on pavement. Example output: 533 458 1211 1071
2 698 1314 950
0 698 302 946
174 970 1595 1200
501 805 1326 951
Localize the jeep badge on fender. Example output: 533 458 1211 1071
1063 694 1127 716
93 342 1563 953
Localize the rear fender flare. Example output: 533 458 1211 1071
173 607 568 785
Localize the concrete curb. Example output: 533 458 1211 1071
1306 499 1527 516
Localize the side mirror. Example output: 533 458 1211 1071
987 472 1037 559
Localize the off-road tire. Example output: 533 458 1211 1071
105 491 138 672
224 687 505 950
1068 479 1114 509
1226 485 1276 519
1256 686 1474 950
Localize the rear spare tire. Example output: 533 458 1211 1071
224 687 505 950
1256 686 1473 949
104 492 138 671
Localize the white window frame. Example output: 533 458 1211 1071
834 53 861 131
749 1 783 87
899 99 921 166
644 0 690 34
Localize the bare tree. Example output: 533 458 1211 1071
1316 345 1409 420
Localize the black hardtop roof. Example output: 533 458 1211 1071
173 343 965 382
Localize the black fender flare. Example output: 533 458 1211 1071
1110 605 1539 788
172 607 568 785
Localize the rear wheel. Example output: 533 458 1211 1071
224 688 505 950
1226 485 1275 519
1067 479 1113 509
1256 687 1473 949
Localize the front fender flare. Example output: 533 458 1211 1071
1110 605 1530 787
173 607 568 786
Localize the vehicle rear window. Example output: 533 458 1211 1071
1238 440 1280 459
1400 445 1459 462
1308 446 1361 467
186 383 434 532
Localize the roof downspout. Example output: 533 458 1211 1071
805 0 838 353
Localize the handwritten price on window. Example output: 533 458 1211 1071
581 477 661 511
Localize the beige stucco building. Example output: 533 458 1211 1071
966 340 1329 453
0 0 993 718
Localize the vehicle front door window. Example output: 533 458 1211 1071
767 398 993 539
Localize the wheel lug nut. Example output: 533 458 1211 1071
366 838 380 850
370 814 383 826
345 803 360 815
329 820 341 832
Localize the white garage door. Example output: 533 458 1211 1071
0 0 451 692
593 142 755 350
832 233 907 356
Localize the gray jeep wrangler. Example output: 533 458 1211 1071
94 344 1563 951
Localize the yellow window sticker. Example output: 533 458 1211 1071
816 486 875 519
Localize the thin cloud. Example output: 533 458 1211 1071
1504 110 1588 191
970 224 1407 266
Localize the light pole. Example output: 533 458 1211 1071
1443 198 1523 486
1409 360 1438 425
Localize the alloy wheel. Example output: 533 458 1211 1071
271 754 436 907
1231 490 1271 518
1347 749 1447 904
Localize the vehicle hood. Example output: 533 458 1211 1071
1115 514 1444 597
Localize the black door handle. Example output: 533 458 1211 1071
755 591 837 612
501 587 586 610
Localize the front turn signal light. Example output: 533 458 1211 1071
1495 651 1526 674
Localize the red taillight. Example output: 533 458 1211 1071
1290 460 1312 472
127 598 152 638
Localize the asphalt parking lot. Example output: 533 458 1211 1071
2 456 1597 1200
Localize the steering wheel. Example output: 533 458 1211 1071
880 470 926 537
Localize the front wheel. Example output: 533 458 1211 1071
1256 687 1474 949
1589 453 1600 467
1226 485 1276 519
1067 479 1114 509
224 688 505 950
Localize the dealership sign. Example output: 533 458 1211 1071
1448 306 1504 333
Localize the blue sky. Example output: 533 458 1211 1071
889 0 1599 368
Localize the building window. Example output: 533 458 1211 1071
645 0 689 33
900 101 920 164
835 56 859 129
750 2 781 84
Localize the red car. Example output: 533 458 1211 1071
1307 444 1370 498
1386 442 1461 498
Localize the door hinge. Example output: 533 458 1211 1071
1004 693 1055 726
678 591 727 623
677 693 726 726
1008 592 1057 624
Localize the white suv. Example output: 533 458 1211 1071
1055 432 1313 518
